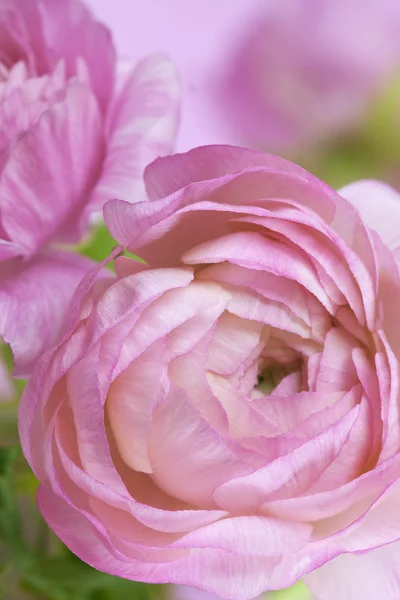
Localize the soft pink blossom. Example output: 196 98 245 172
0 0 179 373
20 146 400 599
218 0 400 153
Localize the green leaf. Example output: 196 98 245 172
79 224 119 264
0 344 26 400
78 223 145 269
0 403 20 448
0 447 26 559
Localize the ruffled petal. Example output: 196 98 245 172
37 485 281 600
92 54 179 207
0 81 103 252
37 0 116 112
304 541 400 600
143 145 335 205
0 249 96 375
340 180 400 251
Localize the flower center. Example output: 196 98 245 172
255 359 302 395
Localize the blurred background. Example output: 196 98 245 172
87 0 400 188
2 0 400 597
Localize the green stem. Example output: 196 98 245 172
0 448 27 566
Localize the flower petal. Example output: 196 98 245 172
149 385 252 508
104 165 337 258
172 515 312 558
92 54 179 207
38 0 116 112
339 180 400 251
0 249 95 375
0 81 103 253
107 340 169 474
144 145 335 205
37 484 279 600
304 542 400 600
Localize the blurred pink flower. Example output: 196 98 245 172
20 145 400 600
87 0 400 153
219 0 400 152
0 0 179 374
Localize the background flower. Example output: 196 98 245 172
218 0 400 154
86 0 400 161
0 0 179 374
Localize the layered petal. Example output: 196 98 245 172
0 80 103 253
304 542 400 600
37 0 116 112
104 177 337 263
340 180 400 252
149 385 252 508
92 55 179 208
143 145 335 202
0 249 96 375
37 485 281 600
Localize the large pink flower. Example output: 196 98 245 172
0 0 179 373
20 146 400 599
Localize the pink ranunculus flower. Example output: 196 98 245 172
0 0 179 374
20 146 400 600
